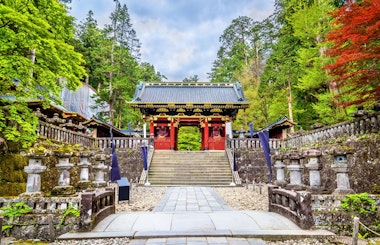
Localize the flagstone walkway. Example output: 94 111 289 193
59 187 334 244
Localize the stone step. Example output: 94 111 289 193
148 150 232 186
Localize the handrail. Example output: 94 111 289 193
268 185 314 229
284 111 380 148
225 148 241 185
226 138 283 150
79 188 115 231
96 137 150 149
37 121 95 147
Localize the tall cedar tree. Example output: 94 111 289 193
324 0 380 107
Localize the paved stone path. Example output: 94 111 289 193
59 187 334 244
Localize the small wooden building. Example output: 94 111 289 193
130 82 249 150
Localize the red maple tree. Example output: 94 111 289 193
324 0 380 107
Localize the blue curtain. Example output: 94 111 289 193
141 145 148 170
258 130 272 182
110 127 121 181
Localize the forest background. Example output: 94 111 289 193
0 0 379 148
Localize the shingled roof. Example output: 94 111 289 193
130 82 249 118
131 82 248 104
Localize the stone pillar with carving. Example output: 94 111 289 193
304 149 322 193
93 152 109 188
76 151 94 191
286 150 305 190
274 153 287 187
52 152 75 196
332 153 354 194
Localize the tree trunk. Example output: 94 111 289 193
287 77 295 133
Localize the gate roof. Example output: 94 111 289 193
130 82 249 118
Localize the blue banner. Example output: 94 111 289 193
141 145 148 171
258 130 272 182
110 127 121 181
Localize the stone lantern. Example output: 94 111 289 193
332 153 353 194
285 150 305 190
274 152 287 187
52 152 75 196
304 149 322 193
93 152 109 188
21 149 50 196
76 151 94 191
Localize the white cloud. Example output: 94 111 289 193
69 0 275 82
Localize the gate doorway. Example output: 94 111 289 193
177 126 201 151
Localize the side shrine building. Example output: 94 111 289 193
130 82 249 150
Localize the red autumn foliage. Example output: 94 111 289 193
324 0 380 107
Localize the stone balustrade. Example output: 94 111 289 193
283 111 380 148
80 188 115 231
0 196 81 215
37 121 94 147
226 138 283 150
96 137 150 149
0 188 115 239
268 185 314 229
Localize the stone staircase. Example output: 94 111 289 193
147 150 233 186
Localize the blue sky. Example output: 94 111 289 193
69 0 275 82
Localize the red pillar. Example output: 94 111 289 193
170 120 175 150
204 120 209 150
149 121 154 136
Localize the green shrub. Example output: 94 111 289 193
0 201 32 231
341 193 376 214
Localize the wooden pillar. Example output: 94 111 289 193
170 120 175 150
149 120 154 136
204 120 209 150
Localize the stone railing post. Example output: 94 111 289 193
332 153 354 194
79 192 94 231
296 191 314 229
304 149 322 193
285 151 305 190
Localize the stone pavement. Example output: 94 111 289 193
59 187 334 244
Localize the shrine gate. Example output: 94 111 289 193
130 82 249 150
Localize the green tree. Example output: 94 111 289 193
0 0 85 148
183 75 199 82
289 0 350 125
177 126 201 151
139 62 166 82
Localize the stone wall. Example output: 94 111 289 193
104 148 144 184
235 137 380 194
234 149 270 184
0 196 80 241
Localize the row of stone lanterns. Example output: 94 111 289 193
22 149 110 196
273 148 353 194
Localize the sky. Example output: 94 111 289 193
69 0 275 82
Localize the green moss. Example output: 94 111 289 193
0 154 28 196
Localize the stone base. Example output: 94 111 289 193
333 188 354 195
93 181 107 188
308 186 324 194
76 181 94 191
51 185 76 196
274 180 287 187
285 184 307 191
19 191 44 198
